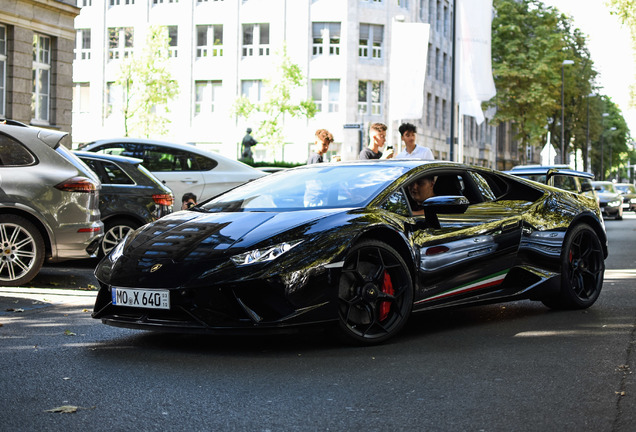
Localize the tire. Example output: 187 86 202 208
0 215 45 286
616 206 623 220
101 218 140 257
337 240 413 345
542 224 604 310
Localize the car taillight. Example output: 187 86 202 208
153 193 174 206
54 176 98 193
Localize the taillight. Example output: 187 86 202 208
153 193 174 206
55 176 98 193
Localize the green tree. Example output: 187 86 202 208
116 25 179 137
590 97 631 180
233 44 316 155
550 16 598 170
489 0 566 163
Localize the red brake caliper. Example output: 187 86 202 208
380 271 394 321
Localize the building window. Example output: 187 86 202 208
72 83 90 113
0 25 6 117
359 24 383 59
442 52 447 83
32 34 51 123
312 23 341 56
75 29 91 60
197 0 224 2
196 25 223 58
426 93 432 126
106 82 123 117
194 80 221 115
434 96 439 129
357 80 382 115
241 80 263 103
108 27 134 60
167 26 178 57
242 23 270 57
80 0 92 6
110 0 135 5
312 79 340 113
398 0 408 8
435 48 440 80
436 0 442 32
153 0 179 4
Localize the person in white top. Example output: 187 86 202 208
395 122 434 160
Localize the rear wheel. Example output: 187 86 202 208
337 240 413 345
101 218 140 257
0 215 45 286
542 224 604 310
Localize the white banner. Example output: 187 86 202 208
389 22 430 121
457 0 496 124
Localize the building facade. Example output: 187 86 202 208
71 0 497 166
1 0 79 146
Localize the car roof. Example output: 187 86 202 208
73 150 143 165
506 165 594 179
81 137 263 173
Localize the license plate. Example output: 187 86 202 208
112 287 170 309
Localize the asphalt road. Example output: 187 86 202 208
1 215 635 432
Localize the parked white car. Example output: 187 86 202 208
80 138 266 203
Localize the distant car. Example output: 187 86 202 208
614 183 636 212
591 181 623 220
74 151 174 256
506 164 598 205
79 138 266 203
0 120 103 286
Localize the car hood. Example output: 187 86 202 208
118 208 345 261
595 191 621 202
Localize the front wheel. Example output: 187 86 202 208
337 240 413 345
542 224 604 310
0 215 45 286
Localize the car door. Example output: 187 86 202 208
408 170 524 307
142 146 206 204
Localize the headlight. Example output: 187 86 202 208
609 200 621 207
231 240 303 266
630 198 636 204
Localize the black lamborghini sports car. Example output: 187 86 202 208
92 160 608 344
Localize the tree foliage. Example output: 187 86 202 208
488 0 565 161
232 44 317 151
116 25 179 138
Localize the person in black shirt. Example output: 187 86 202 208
307 129 334 164
359 122 393 160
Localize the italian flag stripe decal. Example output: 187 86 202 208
417 270 509 304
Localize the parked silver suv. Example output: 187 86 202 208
0 120 103 286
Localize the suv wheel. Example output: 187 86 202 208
0 215 45 286
101 219 141 257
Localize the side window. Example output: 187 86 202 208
469 172 498 201
553 175 578 193
380 189 411 217
102 161 133 185
0 134 37 166
195 154 218 171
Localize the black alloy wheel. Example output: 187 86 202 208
0 215 45 286
337 240 413 345
543 223 605 309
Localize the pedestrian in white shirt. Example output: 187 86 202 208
395 122 434 160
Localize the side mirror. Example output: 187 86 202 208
580 182 593 193
420 196 470 229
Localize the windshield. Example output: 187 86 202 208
615 184 635 194
200 164 409 212
594 183 617 193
